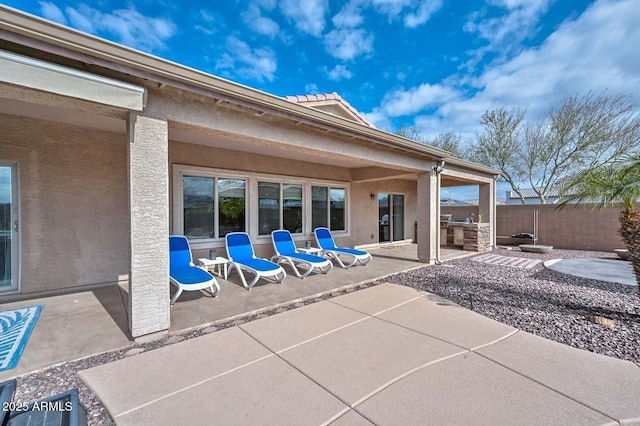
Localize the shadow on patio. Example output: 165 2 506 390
0 244 472 380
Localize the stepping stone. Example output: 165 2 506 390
519 244 553 254
472 254 541 269
166 336 185 345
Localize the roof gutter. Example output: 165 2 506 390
0 5 501 175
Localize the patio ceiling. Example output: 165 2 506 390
169 125 371 169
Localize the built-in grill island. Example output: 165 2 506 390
439 214 491 252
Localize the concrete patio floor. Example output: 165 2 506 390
0 244 468 380
80 283 640 425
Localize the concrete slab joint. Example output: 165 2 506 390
128 111 170 338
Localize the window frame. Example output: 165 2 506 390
173 165 350 249
257 180 304 237
311 185 348 232
173 166 250 249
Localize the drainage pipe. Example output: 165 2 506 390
433 161 445 264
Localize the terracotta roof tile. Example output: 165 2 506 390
284 93 376 128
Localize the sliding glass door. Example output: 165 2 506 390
378 193 405 243
0 163 18 293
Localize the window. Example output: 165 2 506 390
283 184 302 233
311 186 328 229
258 182 280 235
175 165 348 243
312 186 346 231
183 176 214 239
218 178 246 237
183 175 246 239
259 182 303 235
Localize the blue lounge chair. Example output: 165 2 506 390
271 230 333 278
169 236 220 305
225 232 286 289
314 227 372 269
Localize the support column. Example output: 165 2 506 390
479 182 495 248
417 171 438 263
128 112 170 338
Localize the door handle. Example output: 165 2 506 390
14 220 18 232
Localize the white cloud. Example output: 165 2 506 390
464 0 552 53
280 0 328 37
39 1 67 25
324 28 374 60
66 6 96 33
195 9 223 35
369 0 443 27
332 1 365 28
305 83 320 93
216 36 277 82
373 0 640 140
39 4 176 51
242 3 280 38
327 64 353 81
376 83 460 117
404 0 443 28
370 0 411 17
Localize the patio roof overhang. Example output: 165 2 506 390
0 5 500 180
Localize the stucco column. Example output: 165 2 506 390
417 171 438 263
479 182 495 248
127 112 170 338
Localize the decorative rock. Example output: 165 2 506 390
586 315 615 327
294 303 304 308
124 348 145 357
202 326 218 334
385 247 639 365
520 244 554 254
614 249 631 261
232 319 245 326
166 335 185 344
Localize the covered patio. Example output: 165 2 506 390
0 6 498 351
0 244 471 381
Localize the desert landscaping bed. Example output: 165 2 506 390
386 248 640 363
8 248 639 425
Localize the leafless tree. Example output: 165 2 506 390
471 93 640 204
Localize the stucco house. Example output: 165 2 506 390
0 6 499 339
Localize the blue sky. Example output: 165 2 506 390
4 0 640 201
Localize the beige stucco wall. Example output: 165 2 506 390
442 204 626 251
151 88 430 172
0 113 129 296
169 141 419 259
350 179 417 247
496 204 625 251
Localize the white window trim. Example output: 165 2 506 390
0 161 20 294
173 164 350 249
256 181 305 238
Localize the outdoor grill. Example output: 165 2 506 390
440 213 453 228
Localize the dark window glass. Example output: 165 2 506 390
311 186 328 230
183 176 214 239
392 194 404 240
283 184 303 233
329 188 346 231
258 182 280 235
218 179 245 237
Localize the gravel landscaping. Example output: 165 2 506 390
7 248 639 425
384 248 640 363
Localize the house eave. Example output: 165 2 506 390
0 5 498 175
